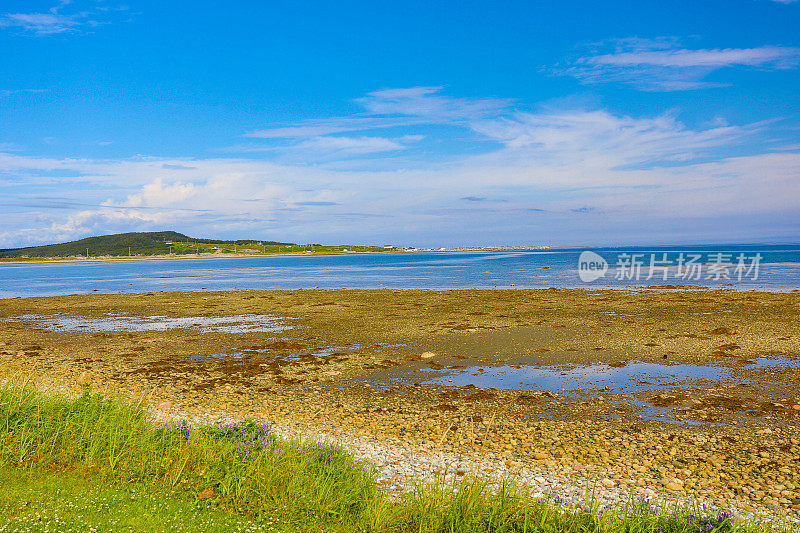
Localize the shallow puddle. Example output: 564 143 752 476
200 344 364 361
197 342 404 362
5 313 296 333
745 356 800 369
417 357 799 394
420 361 729 393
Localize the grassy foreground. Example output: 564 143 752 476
0 385 786 532
0 468 279 532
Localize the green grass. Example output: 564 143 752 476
0 386 375 531
0 384 790 532
0 468 283 532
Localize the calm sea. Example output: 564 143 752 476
0 245 798 298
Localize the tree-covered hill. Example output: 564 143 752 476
0 231 296 258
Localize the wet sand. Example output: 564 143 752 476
1 288 799 518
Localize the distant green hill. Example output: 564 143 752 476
0 231 296 258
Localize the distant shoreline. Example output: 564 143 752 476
0 246 551 266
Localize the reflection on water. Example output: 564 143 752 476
419 357 799 393
4 313 295 333
197 342 405 362
202 344 364 361
746 356 800 369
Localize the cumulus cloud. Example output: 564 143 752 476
558 38 800 91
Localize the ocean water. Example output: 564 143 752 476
0 245 798 298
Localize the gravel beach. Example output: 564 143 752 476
1 288 799 525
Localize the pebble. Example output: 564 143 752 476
156 403 800 528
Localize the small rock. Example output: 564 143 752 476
420 352 436 359
157 401 174 411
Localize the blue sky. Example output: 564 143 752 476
1 0 799 248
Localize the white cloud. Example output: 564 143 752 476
588 46 800 69
0 13 78 35
1 102 798 247
470 109 754 172
559 38 800 91
239 87 511 163
0 89 47 97
290 136 407 156
230 136 409 158
0 1 120 36
1 87 798 247
243 85 504 141
245 118 408 139
121 178 197 207
354 86 512 119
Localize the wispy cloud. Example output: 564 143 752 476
0 1 123 36
470 109 756 170
246 87 512 141
162 163 198 170
226 135 420 165
558 38 800 91
354 86 512 120
245 117 410 139
1 94 798 247
289 136 408 157
240 87 508 163
0 89 47 97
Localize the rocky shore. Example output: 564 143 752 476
1 288 799 525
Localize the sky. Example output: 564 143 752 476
1 0 799 248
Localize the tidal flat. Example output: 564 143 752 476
1 288 799 522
